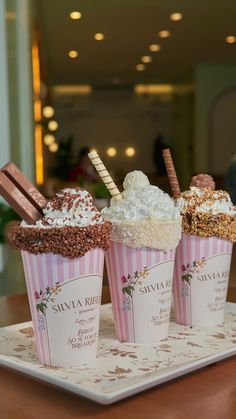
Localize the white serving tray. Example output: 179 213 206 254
1 303 236 405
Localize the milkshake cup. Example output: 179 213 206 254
102 171 182 343
12 187 111 366
173 174 236 327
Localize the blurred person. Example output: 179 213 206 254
153 134 168 176
69 147 98 183
225 154 236 204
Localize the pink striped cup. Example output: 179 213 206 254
21 248 104 367
106 241 176 343
173 234 233 327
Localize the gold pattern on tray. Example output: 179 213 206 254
19 327 34 338
1 304 236 395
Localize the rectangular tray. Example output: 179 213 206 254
1 303 236 404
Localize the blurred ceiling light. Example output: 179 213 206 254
225 35 236 44
49 143 59 153
149 44 161 52
69 11 82 20
158 30 171 38
94 33 105 41
34 99 42 122
170 12 183 21
32 43 43 185
32 43 40 96
141 55 152 63
68 50 79 58
135 63 146 71
125 147 136 157
134 84 173 94
106 147 117 157
48 120 58 131
53 85 92 95
43 106 55 118
44 134 55 146
35 124 43 185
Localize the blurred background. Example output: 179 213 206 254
0 0 236 295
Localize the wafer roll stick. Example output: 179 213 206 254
162 148 181 198
88 151 122 200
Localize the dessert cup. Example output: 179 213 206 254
11 186 111 366
101 170 181 343
173 235 233 327
22 248 105 367
0 163 112 367
106 241 176 343
173 173 236 327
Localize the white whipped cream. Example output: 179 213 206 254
102 171 180 222
123 170 149 191
22 188 104 228
177 187 236 216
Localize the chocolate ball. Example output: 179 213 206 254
190 174 215 190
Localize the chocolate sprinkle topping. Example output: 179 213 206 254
12 222 112 258
178 188 236 242
181 211 236 242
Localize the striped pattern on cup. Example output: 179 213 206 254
106 241 176 343
21 248 104 366
173 234 233 327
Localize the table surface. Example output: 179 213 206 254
1 289 236 419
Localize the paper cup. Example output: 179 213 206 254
106 241 176 343
21 248 104 367
173 234 233 327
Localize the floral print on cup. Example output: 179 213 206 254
35 282 62 316
34 283 62 330
181 258 206 297
121 267 149 311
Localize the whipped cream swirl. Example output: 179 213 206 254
23 188 104 228
102 171 180 222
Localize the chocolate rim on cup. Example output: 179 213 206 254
0 161 112 260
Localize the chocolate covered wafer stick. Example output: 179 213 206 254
88 150 122 200
0 172 43 224
1 162 47 212
162 148 181 198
